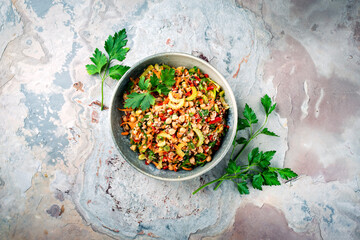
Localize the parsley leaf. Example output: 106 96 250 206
86 29 130 110
243 104 258 124
248 147 261 165
161 68 176 86
237 118 250 130
261 128 279 137
108 65 130 80
125 68 177 111
275 168 298 180
252 174 264 190
139 93 156 110
262 171 281 186
104 29 129 61
258 159 270 169
150 74 160 87
156 84 171 95
86 48 107 75
226 161 241 174
138 76 150 90
261 150 276 162
237 182 249 194
261 94 276 116
124 92 155 110
236 137 247 145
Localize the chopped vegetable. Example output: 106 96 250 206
168 92 182 103
175 143 186 158
168 98 185 110
193 127 204 147
220 96 229 110
158 132 172 139
209 79 221 91
140 65 154 78
186 87 197 101
214 104 219 113
163 145 170 152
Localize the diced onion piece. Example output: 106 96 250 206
140 65 154 78
169 92 182 103
168 98 185 110
157 140 166 147
186 87 197 101
193 127 204 147
175 143 186 158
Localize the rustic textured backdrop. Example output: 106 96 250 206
1 0 359 239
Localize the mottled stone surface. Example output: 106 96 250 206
0 0 359 239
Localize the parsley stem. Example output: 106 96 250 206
101 77 105 110
233 140 250 162
214 181 223 190
233 115 269 162
230 131 238 160
192 175 225 194
214 177 226 190
100 61 110 111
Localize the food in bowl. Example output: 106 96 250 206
119 64 229 171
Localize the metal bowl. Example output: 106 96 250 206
109 52 238 181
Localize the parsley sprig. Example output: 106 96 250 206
124 68 176 110
193 95 298 195
86 29 130 110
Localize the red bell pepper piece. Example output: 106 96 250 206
207 86 214 91
209 117 222 124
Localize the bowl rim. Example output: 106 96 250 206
109 52 238 181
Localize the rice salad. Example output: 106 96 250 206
119 64 229 171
